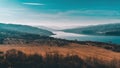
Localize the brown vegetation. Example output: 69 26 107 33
0 43 119 62
0 49 119 68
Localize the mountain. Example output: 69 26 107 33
36 26 56 31
0 23 54 36
63 23 120 36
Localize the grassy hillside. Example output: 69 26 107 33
0 44 119 61
63 23 120 36
0 23 54 36
0 44 119 68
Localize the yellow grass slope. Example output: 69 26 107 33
0 43 120 61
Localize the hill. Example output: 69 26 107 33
0 23 70 46
0 23 54 36
36 26 56 31
63 23 120 36
0 44 119 61
0 44 119 68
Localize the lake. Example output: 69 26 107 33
51 31 120 45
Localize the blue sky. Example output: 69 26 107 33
0 0 120 28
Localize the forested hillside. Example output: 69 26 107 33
0 23 54 36
63 23 120 36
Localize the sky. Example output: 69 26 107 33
0 0 120 29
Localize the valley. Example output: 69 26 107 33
0 23 120 68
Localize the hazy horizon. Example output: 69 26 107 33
0 0 120 29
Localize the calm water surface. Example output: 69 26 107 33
51 31 120 45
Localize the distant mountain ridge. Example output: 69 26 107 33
36 26 56 31
0 23 54 36
63 23 120 36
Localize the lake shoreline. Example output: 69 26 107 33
51 31 120 45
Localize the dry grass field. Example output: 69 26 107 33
0 43 119 62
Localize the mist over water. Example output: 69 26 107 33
51 31 120 45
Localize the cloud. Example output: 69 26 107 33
23 3 45 6
57 10 120 16
0 7 120 29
